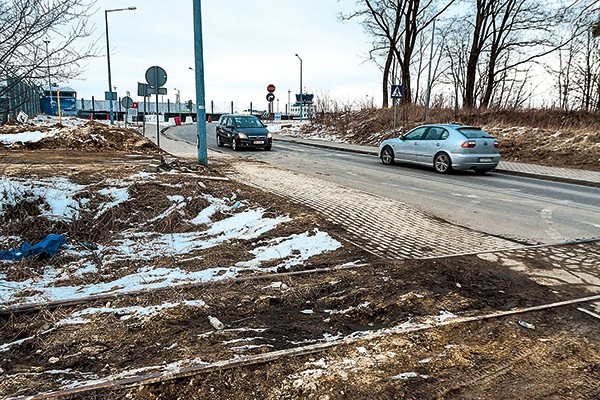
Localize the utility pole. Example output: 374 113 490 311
192 0 208 165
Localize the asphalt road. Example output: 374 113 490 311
168 123 600 245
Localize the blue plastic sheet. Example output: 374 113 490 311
0 234 65 261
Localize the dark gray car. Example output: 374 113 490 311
216 114 272 151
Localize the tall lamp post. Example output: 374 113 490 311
105 6 136 125
295 53 303 122
174 88 181 119
43 39 52 115
193 0 208 165
43 40 51 91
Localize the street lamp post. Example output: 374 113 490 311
105 6 136 125
192 0 208 165
43 40 52 115
174 88 181 119
295 54 303 122
43 40 51 91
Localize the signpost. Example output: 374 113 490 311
121 96 133 127
138 82 149 135
145 66 167 147
266 84 276 121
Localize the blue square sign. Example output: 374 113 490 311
391 85 403 99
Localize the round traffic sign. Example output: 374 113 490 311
267 84 276 93
121 96 134 109
145 66 167 87
266 93 275 102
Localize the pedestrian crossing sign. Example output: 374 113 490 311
391 84 403 99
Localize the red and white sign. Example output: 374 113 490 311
131 102 139 109
267 84 276 93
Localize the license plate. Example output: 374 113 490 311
479 157 492 162
254 141 265 145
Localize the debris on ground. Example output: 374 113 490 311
0 116 599 399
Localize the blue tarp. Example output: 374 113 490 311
0 234 65 261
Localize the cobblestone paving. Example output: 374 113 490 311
230 161 519 259
478 241 600 298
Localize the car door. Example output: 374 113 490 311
418 127 449 164
221 116 235 143
216 116 228 142
393 127 427 163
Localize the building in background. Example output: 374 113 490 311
290 93 316 119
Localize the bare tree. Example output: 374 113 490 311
545 1 600 111
0 0 97 118
343 0 456 107
593 16 600 37
464 0 600 109
342 1 403 107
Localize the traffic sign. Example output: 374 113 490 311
147 86 167 95
137 82 149 97
121 96 134 109
105 91 117 101
391 84 403 99
266 93 275 102
267 84 276 93
145 66 167 87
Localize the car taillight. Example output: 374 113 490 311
461 140 476 148
494 141 500 148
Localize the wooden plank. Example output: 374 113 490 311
9 294 600 400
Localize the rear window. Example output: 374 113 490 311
457 127 494 139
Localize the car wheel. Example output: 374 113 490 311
216 134 224 147
434 152 452 173
231 138 238 151
380 146 394 165
264 144 272 151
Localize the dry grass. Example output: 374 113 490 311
306 106 600 170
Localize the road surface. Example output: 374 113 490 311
166 123 600 245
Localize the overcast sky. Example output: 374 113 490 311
64 0 382 113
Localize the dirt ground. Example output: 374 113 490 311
1 121 599 399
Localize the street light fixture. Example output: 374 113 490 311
105 6 136 125
295 53 303 122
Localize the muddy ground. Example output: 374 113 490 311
0 121 599 399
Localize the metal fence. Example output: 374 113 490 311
0 76 41 124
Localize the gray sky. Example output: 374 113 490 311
66 0 382 113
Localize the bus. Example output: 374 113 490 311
41 86 78 116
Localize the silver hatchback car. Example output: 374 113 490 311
379 124 500 174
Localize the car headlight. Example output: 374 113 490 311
237 133 248 139
267 132 272 138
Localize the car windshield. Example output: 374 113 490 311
234 116 263 128
458 127 494 139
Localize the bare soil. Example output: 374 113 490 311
0 122 599 399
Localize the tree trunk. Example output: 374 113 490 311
464 1 486 108
382 48 395 108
